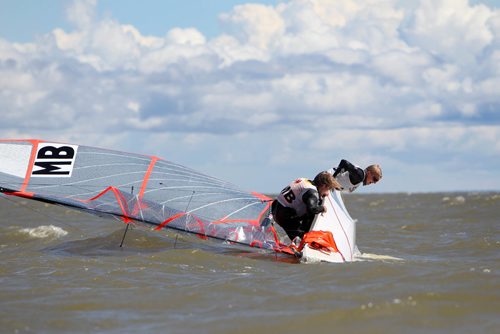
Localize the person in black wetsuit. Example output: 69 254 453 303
327 159 382 192
271 171 341 241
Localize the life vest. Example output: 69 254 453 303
298 230 340 254
276 178 317 217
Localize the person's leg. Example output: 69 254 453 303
272 202 301 240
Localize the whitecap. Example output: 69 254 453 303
442 195 466 205
354 253 404 262
19 225 68 239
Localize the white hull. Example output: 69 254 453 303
300 190 357 263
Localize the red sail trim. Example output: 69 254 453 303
209 196 272 227
269 225 281 247
78 186 133 223
250 240 263 248
257 201 272 224
139 156 158 199
5 186 288 256
132 156 159 216
251 191 272 201
0 140 295 258
0 138 44 143
3 191 35 198
189 215 206 235
155 212 206 236
21 139 42 193
155 212 187 230
210 218 259 225
211 201 272 227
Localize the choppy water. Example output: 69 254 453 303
1 192 498 334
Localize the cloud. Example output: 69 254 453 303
1 0 499 192
65 0 98 30
403 0 495 65
219 3 285 50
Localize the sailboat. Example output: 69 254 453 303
0 139 358 263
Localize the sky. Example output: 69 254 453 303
0 0 499 194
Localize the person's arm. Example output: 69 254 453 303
334 159 364 184
302 189 325 215
333 159 354 176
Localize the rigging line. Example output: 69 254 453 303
137 195 145 222
150 179 239 188
147 168 236 185
184 191 196 212
4 188 283 254
144 184 246 195
17 175 239 196
119 216 130 248
61 184 250 204
77 151 223 185
30 172 147 196
65 182 145 199
159 191 254 205
327 193 352 260
173 191 195 249
62 180 144 198
151 161 217 173
119 186 135 248
149 174 236 186
6 182 142 202
218 202 265 220
186 197 264 214
147 162 241 187
160 191 230 203
183 190 196 224
150 175 242 190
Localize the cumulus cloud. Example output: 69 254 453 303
1 0 499 192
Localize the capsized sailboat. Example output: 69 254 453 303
0 139 357 263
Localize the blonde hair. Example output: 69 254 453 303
366 164 382 180
313 171 341 190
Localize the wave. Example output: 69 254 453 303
19 225 68 239
354 252 404 262
442 195 466 205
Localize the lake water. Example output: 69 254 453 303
0 192 498 333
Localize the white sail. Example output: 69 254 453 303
0 139 286 253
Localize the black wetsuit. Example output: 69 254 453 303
333 159 366 186
271 188 325 241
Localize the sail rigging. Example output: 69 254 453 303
0 139 358 262
0 139 287 252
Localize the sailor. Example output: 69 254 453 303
327 159 382 192
271 171 341 242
